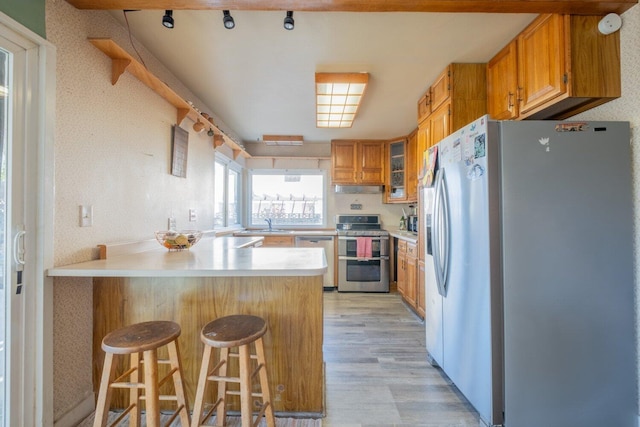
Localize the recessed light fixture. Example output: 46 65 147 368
162 10 174 29
223 10 235 29
283 11 295 30
315 72 369 128
262 135 304 146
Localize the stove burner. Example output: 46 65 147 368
335 214 387 236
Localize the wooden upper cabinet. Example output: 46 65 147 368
331 140 384 185
517 13 567 115
430 100 451 146
416 119 431 181
331 141 358 184
385 132 417 204
417 92 431 124
430 67 451 112
360 141 386 184
406 130 418 203
487 40 519 120
487 14 621 120
417 63 487 147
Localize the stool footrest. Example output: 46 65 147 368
252 402 272 427
106 403 135 427
208 374 241 384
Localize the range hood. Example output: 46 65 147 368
334 185 383 194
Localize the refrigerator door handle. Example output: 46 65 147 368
433 169 449 296
440 169 451 295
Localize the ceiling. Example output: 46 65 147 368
107 10 542 145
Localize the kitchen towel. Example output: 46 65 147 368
356 237 373 258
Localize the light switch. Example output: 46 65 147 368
79 205 93 227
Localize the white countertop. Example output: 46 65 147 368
47 236 328 278
387 227 419 243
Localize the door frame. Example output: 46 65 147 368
0 11 55 427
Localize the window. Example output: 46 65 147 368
249 170 326 227
214 157 241 228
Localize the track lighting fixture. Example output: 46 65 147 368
283 11 294 30
222 10 235 29
162 10 174 29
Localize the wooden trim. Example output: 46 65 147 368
88 38 250 159
66 0 637 15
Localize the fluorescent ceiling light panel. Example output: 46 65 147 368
262 134 304 146
315 72 368 128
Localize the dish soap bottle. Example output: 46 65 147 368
399 216 406 231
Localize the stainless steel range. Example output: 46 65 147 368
335 214 390 292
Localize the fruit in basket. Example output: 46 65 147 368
155 230 203 250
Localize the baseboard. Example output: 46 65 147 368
54 393 95 427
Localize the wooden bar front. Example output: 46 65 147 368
92 275 324 414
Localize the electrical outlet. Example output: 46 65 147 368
79 205 93 227
168 217 176 230
189 209 197 222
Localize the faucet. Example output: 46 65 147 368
265 218 272 231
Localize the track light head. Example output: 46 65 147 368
284 11 294 30
162 10 174 29
223 10 235 29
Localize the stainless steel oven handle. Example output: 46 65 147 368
338 236 389 240
339 256 389 261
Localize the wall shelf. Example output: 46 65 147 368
249 156 330 168
89 38 250 159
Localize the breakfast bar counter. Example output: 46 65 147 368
48 236 327 415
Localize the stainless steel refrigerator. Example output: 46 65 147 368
422 116 636 427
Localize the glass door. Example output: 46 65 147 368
0 33 28 427
0 41 9 427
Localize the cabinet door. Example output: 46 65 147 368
430 66 450 112
396 241 407 296
517 14 567 115
331 141 357 184
387 139 406 201
417 119 431 182
417 92 431 123
405 131 418 203
430 101 451 146
406 253 417 307
487 40 519 120
359 141 385 185
262 235 295 247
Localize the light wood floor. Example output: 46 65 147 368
322 290 481 427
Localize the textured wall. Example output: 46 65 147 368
45 0 640 422
570 5 640 409
46 0 222 421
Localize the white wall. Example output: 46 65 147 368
46 0 640 423
46 0 227 422
569 6 640 411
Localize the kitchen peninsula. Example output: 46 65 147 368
47 236 327 415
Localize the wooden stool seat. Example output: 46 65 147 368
102 320 181 354
200 314 267 348
93 320 190 427
191 315 275 427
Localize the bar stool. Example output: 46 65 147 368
191 315 276 427
93 320 190 427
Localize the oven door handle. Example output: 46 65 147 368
338 236 389 241
339 256 389 261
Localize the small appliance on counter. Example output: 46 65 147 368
407 215 418 233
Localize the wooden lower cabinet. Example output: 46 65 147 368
397 240 422 319
93 275 324 414
262 235 294 247
397 240 407 296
